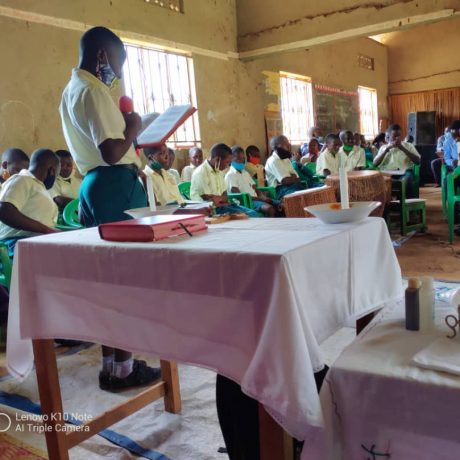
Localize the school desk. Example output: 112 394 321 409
313 296 460 460
6 217 402 460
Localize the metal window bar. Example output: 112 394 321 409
123 44 201 147
358 86 378 138
280 74 314 145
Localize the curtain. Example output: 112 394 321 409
389 87 460 138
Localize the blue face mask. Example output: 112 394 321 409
98 53 119 89
232 161 245 172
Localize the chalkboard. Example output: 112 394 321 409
314 85 360 135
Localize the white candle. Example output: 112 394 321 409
339 167 349 209
145 174 157 212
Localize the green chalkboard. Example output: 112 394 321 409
314 86 360 135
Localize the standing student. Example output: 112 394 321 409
316 133 343 176
225 146 277 217
245 145 265 186
0 148 29 184
373 124 421 197
59 26 160 392
265 135 305 199
0 149 59 256
181 147 203 183
338 130 365 171
50 150 82 212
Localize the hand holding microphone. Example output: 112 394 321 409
119 96 142 144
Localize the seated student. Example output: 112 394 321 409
245 145 265 186
316 133 343 176
339 130 365 171
0 149 59 256
225 146 277 217
291 149 322 188
143 144 184 206
181 147 203 183
431 127 449 187
166 148 181 184
49 149 82 212
373 124 421 197
355 132 374 163
190 143 258 217
0 148 30 184
300 138 320 165
265 135 305 200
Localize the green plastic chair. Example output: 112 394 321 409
228 192 253 209
447 166 460 244
256 186 276 199
178 182 191 200
63 198 83 229
386 176 427 236
441 163 448 217
0 243 12 289
412 164 421 198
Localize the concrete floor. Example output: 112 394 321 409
396 186 460 281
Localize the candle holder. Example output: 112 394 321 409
445 305 460 339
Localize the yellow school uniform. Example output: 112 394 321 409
265 152 299 188
50 174 82 199
190 160 226 201
0 169 58 239
143 165 184 206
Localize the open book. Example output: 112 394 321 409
136 104 197 148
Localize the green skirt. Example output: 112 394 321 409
79 165 147 227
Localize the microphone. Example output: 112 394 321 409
119 96 139 154
119 95 134 113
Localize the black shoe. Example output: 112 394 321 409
100 359 161 393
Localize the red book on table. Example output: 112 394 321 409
98 214 207 242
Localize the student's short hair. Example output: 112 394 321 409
246 145 260 155
372 132 386 146
2 148 29 164
339 130 353 141
55 149 72 159
189 147 202 156
167 148 175 158
30 149 59 169
269 135 288 152
210 143 232 159
80 26 124 58
386 124 401 134
325 133 339 144
449 120 460 131
143 146 164 158
231 145 244 156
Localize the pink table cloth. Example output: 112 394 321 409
314 297 460 460
7 217 402 444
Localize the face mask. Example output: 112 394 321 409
249 157 261 165
342 144 354 153
232 161 245 172
150 160 163 171
97 53 119 89
44 173 56 190
276 148 291 160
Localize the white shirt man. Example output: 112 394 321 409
50 174 82 200
338 146 366 172
316 149 346 175
225 165 257 197
264 151 299 188
143 165 184 206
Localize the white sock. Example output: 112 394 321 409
113 358 134 378
102 355 114 374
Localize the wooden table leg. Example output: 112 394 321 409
160 360 181 413
32 339 69 460
258 403 293 460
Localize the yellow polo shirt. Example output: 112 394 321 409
60 68 141 176
190 160 226 201
0 170 58 239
